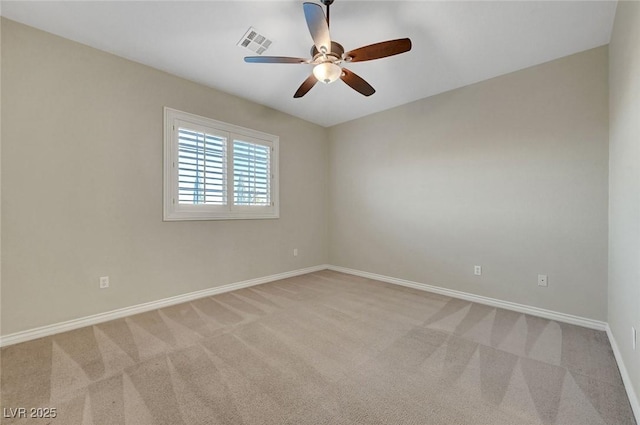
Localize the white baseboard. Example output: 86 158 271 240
606 325 640 422
327 265 608 331
0 263 608 339
1 263 609 341
0 264 329 347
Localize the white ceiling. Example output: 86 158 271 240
1 1 617 127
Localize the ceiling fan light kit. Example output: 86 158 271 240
244 0 412 98
313 62 342 84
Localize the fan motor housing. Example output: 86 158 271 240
311 41 344 60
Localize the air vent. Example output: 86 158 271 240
237 27 272 55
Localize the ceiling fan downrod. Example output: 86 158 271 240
320 0 334 27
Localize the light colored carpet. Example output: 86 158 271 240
1 270 636 425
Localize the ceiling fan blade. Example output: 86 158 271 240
303 2 331 54
244 56 308 64
345 38 412 62
294 74 318 98
340 68 375 96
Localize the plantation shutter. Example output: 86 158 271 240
177 127 227 205
233 139 271 206
164 108 278 220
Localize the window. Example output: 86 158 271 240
164 108 279 220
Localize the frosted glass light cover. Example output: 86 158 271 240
313 62 342 84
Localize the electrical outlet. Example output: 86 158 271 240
633 327 637 351
99 276 109 289
293 248 298 257
474 265 482 276
538 274 548 287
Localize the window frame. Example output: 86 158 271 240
163 107 279 221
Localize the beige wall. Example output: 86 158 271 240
0 19 329 335
0 16 3 339
329 46 609 320
609 0 640 411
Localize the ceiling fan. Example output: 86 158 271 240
244 0 412 98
